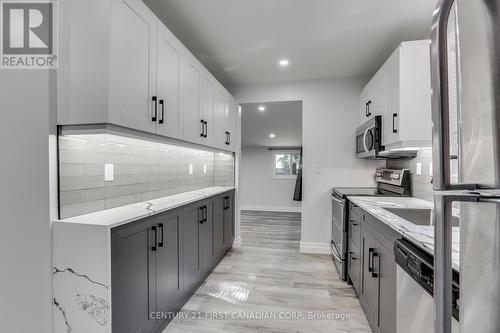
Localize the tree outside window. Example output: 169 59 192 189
272 150 301 179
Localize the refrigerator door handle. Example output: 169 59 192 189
430 0 455 191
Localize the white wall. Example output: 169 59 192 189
230 77 385 253
0 70 54 332
241 147 302 212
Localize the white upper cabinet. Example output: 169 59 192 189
200 75 216 145
156 24 183 139
359 40 431 150
58 0 238 152
109 0 157 134
182 57 203 143
359 73 386 124
383 40 431 149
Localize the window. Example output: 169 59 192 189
272 150 301 179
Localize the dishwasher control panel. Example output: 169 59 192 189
394 239 460 321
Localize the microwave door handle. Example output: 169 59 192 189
363 128 370 153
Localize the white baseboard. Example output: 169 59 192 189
299 241 330 254
241 205 302 213
233 237 242 248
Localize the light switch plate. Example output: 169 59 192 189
203 164 207 174
429 162 433 176
104 164 114 182
189 164 194 175
416 163 422 176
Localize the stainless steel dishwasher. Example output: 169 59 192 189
394 239 459 333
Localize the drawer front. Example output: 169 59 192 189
349 202 362 221
348 239 361 294
349 218 361 248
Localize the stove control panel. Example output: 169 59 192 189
374 168 409 187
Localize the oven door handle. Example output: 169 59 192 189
331 195 345 206
330 241 343 262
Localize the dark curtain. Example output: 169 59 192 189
293 148 303 201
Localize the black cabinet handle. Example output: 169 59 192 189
366 101 372 117
392 113 398 133
368 248 374 272
158 223 164 248
204 121 208 138
151 226 157 251
152 96 157 121
159 100 165 124
371 252 379 278
227 132 231 145
204 205 208 222
199 206 204 224
200 120 205 137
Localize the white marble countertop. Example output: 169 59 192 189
348 196 460 271
54 186 235 229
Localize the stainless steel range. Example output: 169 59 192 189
330 168 410 280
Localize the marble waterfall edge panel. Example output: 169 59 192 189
53 223 111 333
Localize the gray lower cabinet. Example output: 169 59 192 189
112 190 235 333
111 217 157 333
156 213 182 314
182 203 203 292
223 193 235 248
213 195 226 258
349 206 397 333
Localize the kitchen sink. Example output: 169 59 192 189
385 208 434 226
385 208 460 227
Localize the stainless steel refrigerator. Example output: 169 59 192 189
431 0 500 332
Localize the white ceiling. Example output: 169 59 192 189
241 101 302 147
144 0 437 86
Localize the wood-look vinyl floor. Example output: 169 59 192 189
164 211 371 333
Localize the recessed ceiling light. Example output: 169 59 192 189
279 59 289 67
258 106 266 112
269 133 276 138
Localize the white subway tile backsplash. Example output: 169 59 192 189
85 186 122 201
105 194 137 209
58 134 235 218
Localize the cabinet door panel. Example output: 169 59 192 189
360 228 377 327
348 239 361 294
223 194 234 249
200 201 214 270
182 205 202 290
110 0 156 133
201 76 215 145
375 240 396 333
213 88 229 148
384 58 400 146
112 219 156 333
182 59 202 143
156 26 182 138
156 214 181 313
213 196 225 258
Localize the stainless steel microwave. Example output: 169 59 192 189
356 115 382 158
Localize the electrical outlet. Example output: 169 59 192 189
416 163 422 176
104 164 114 182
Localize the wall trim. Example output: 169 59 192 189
241 205 302 213
233 237 242 248
299 241 330 254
